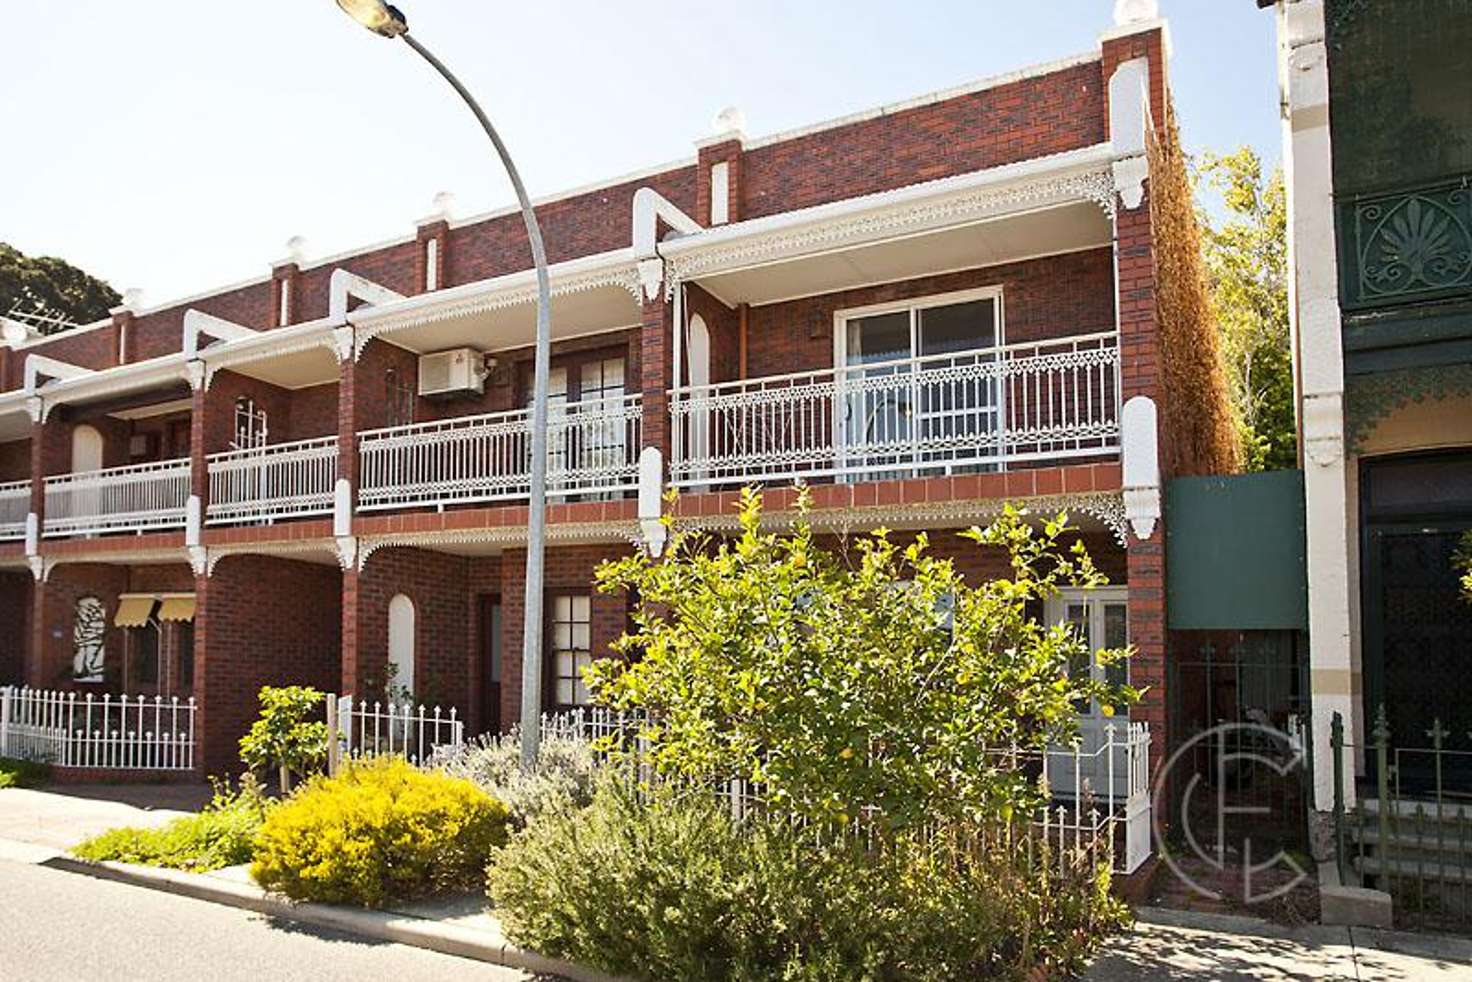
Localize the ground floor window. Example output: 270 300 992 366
550 594 592 709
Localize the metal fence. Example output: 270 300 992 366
1333 706 1472 931
539 707 1152 874
0 686 197 772
327 694 465 774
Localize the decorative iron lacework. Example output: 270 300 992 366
1342 178 1472 309
677 490 1130 548
1346 362 1472 450
665 166 1117 296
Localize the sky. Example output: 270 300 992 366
0 1 1280 310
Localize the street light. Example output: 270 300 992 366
335 0 553 768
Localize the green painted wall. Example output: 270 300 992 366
1165 470 1307 631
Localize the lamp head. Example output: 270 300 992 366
335 0 408 37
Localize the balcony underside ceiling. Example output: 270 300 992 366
0 402 29 442
213 344 341 390
372 282 642 357
693 200 1112 308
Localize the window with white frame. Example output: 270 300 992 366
836 289 1002 477
550 594 593 708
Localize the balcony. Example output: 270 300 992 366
42 459 191 538
669 333 1119 488
358 394 643 512
207 436 339 526
0 481 28 541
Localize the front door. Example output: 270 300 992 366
1361 452 1472 791
1046 587 1130 802
478 595 502 736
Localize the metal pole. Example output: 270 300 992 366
400 32 551 768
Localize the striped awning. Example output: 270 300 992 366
113 595 157 628
157 595 197 623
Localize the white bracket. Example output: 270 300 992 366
637 446 668 558
632 188 702 301
329 269 404 325
24 397 43 424
335 535 358 572
27 555 46 583
1108 58 1151 211
24 354 93 395
182 309 258 361
187 545 208 578
1121 395 1161 541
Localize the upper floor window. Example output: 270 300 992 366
385 368 415 429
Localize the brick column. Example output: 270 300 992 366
340 565 361 697
1103 25 1169 769
640 296 674 462
188 380 210 520
337 346 361 697
695 136 744 227
27 571 45 685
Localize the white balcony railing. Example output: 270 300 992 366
358 394 643 512
0 480 28 541
669 333 1120 488
207 436 338 526
43 458 191 537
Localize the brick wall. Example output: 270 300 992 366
743 249 1116 379
0 438 30 483
205 370 339 452
196 555 342 774
741 61 1105 220
354 547 473 713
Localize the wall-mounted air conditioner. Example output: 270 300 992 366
418 348 486 399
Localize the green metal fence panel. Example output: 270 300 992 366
1164 470 1307 631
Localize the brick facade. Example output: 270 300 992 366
0 22 1217 788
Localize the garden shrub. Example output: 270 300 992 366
252 756 509 907
73 777 271 872
238 685 328 794
489 781 1129 982
430 726 601 827
0 756 50 789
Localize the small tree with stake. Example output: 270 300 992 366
239 686 329 795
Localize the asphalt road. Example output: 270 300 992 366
0 858 534 982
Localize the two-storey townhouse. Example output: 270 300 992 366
1271 0 1472 908
0 0 1229 828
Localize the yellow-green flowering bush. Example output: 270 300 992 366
252 756 508 907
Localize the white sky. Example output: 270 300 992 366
0 1 1278 307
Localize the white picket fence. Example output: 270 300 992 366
540 707 1153 873
0 686 197 772
327 694 465 774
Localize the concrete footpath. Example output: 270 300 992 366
5 784 1472 980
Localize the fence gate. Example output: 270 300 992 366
1163 472 1314 897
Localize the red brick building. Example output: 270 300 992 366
0 9 1212 791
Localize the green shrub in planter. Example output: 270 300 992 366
488 780 1127 982
252 756 509 908
74 778 271 872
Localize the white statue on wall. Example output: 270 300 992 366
73 596 106 682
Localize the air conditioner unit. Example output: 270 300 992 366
418 348 486 399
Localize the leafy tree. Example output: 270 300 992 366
1196 148 1296 472
238 685 329 794
0 242 120 332
588 490 1135 830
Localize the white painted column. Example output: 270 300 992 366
1280 0 1355 810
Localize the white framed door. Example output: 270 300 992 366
833 287 1004 480
1045 587 1130 802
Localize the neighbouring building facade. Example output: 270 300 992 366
0 1 1225 802
1275 0 1472 824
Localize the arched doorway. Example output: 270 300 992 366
387 593 416 701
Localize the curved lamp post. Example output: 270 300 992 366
335 0 552 768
